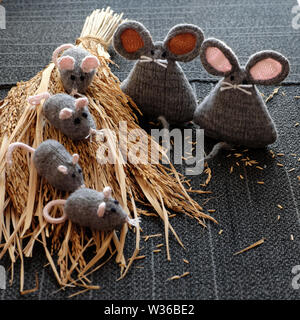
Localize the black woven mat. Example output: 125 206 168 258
0 0 299 300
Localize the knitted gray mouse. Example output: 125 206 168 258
28 92 96 140
52 44 100 95
43 186 141 232
194 38 290 154
113 21 204 124
7 139 85 192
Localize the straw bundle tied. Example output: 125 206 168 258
0 8 216 293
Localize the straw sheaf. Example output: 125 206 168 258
0 8 215 293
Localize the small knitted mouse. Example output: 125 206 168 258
194 38 290 155
113 21 204 125
52 44 100 95
28 92 96 140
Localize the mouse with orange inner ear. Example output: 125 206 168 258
43 186 141 232
193 38 290 160
113 21 204 126
6 139 85 192
52 44 100 95
28 92 97 141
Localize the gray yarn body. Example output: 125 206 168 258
194 79 277 148
43 94 95 140
64 188 128 231
33 140 84 192
60 47 96 94
121 60 197 124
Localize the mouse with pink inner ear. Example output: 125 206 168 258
113 21 204 126
28 92 97 141
52 44 100 95
193 38 290 159
43 186 141 232
6 139 85 192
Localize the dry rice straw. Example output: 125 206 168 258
0 8 215 292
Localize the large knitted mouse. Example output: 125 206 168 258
193 38 290 158
113 21 204 125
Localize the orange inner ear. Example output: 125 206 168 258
120 29 144 53
168 33 197 55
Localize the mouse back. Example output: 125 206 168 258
33 140 84 192
64 188 128 231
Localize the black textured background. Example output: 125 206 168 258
0 0 299 300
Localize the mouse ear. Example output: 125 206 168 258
103 186 112 199
163 24 204 62
97 202 106 217
75 97 89 110
72 153 79 165
113 21 153 60
57 165 68 175
28 92 51 105
80 55 100 73
57 56 75 71
200 38 240 77
59 108 73 120
245 51 290 85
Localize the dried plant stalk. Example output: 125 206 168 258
0 7 215 292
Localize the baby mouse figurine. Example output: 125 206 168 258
193 38 290 158
28 92 96 141
113 21 204 125
6 139 84 192
52 43 100 95
43 186 141 232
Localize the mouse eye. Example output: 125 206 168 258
72 173 76 178
114 200 119 205
242 79 248 85
80 75 85 81
150 50 154 55
78 168 82 173
82 112 88 118
74 118 81 125
70 75 76 81
162 51 167 58
230 75 235 81
110 208 116 213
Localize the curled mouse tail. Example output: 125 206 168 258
28 92 51 106
127 216 141 228
43 200 67 224
158 115 171 152
204 142 233 161
6 142 36 167
52 43 75 67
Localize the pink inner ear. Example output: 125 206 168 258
250 58 282 81
59 108 73 120
206 47 232 73
81 56 100 73
75 97 88 110
58 56 75 71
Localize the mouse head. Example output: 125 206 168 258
59 96 91 124
113 21 204 63
52 44 100 94
97 186 127 222
200 38 290 87
56 153 85 191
